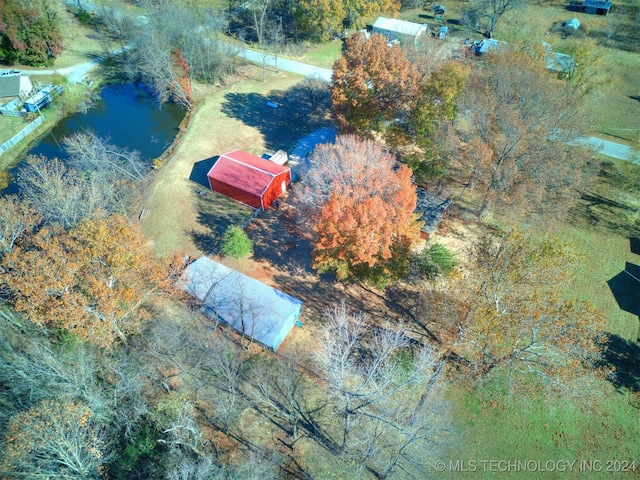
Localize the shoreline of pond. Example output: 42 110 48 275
2 82 190 195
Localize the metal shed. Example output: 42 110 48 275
581 0 613 15
180 257 303 351
372 17 428 45
207 150 291 210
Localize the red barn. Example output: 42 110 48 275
207 150 291 210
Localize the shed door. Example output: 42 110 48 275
281 181 286 193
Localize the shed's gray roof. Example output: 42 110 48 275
180 257 303 350
474 38 503 54
415 188 451 235
0 71 20 98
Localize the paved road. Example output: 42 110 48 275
25 58 104 84
574 137 639 164
19 36 639 164
240 48 333 82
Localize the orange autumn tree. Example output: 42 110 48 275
2 215 166 348
170 48 193 109
301 135 422 286
331 33 420 141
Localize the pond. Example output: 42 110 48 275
5 82 185 193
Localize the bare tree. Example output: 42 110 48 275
463 0 523 34
107 352 150 440
161 401 204 454
0 311 114 479
166 454 221 480
246 355 326 445
166 449 282 480
0 196 41 255
0 308 109 422
200 335 247 433
265 17 284 73
133 1 235 97
454 47 592 219
18 155 107 228
316 302 449 478
64 131 148 183
250 0 273 45
95 0 140 54
141 314 247 434
0 397 107 480
18 132 147 227
136 28 193 109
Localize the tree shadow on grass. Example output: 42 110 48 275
246 203 399 323
604 334 640 393
220 79 332 152
567 191 640 238
247 201 315 274
188 191 255 255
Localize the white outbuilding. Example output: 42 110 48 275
180 257 303 351
372 17 428 45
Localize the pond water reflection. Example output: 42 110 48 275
5 83 185 194
28 82 185 161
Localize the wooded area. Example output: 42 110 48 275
1 0 639 477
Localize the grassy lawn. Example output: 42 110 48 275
444 156 640 478
444 383 640 479
556 226 639 339
559 158 640 339
53 21 103 69
185 191 256 257
0 116 30 146
140 68 331 257
584 49 640 145
53 0 143 69
294 40 344 69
